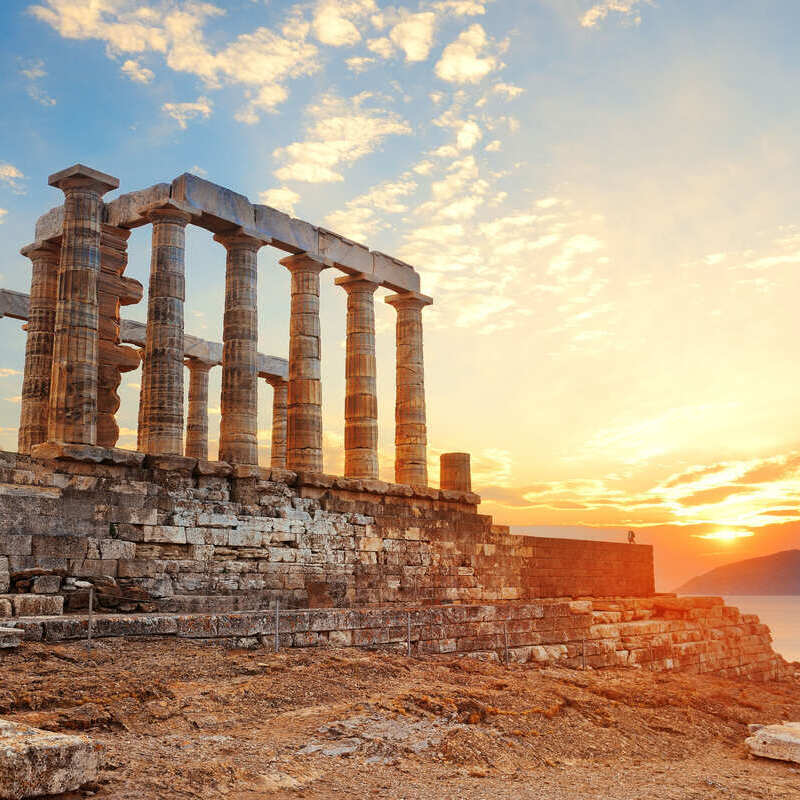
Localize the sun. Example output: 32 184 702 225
695 529 754 542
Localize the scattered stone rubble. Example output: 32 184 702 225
0 719 99 799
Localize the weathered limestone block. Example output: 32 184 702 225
384 291 433 486
3 594 64 617
371 251 421 293
336 274 380 480
172 173 254 232
253 204 318 254
34 205 64 242
214 231 267 466
318 229 372 273
0 719 99 799
105 183 170 228
0 558 8 594
47 164 119 446
282 253 330 473
746 723 800 763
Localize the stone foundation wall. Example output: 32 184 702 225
0 450 654 612
7 595 785 682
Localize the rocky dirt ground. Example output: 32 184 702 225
1 640 799 799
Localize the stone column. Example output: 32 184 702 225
214 230 267 466
440 452 471 492
265 376 287 469
138 201 192 455
185 358 211 461
336 273 380 479
385 291 433 486
47 165 119 446
280 253 329 473
18 241 60 453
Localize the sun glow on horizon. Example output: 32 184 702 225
692 529 755 542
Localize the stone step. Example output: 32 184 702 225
0 719 99 797
0 593 64 617
0 626 23 649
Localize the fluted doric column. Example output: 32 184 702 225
47 164 119 445
18 241 60 453
280 253 329 473
185 358 211 461
385 291 433 486
440 452 471 492
214 230 267 466
265 376 287 469
138 201 192 455
336 273 380 479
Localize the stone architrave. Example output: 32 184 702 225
336 273 380 479
385 291 433 486
280 253 330 473
185 358 211 461
47 164 119 446
18 241 60 453
265 376 288 469
138 201 193 455
440 452 471 492
214 230 268 466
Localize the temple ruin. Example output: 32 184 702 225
0 165 786 680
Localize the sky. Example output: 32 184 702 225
1 0 799 589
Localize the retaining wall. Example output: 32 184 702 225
0 450 655 613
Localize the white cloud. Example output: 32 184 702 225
346 56 376 72
312 0 375 47
188 165 207 176
367 36 395 58
431 0 489 15
162 96 212 129
434 24 499 83
456 120 482 149
493 82 524 100
121 58 154 83
0 164 25 192
274 93 411 183
390 12 436 62
0 210 6 224
325 177 417 241
18 57 55 106
580 0 654 28
485 139 502 152
0 368 21 377
31 1 320 120
259 186 301 214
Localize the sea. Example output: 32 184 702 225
722 596 800 663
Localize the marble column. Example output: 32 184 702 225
214 231 266 466
138 202 192 455
185 358 211 461
18 241 60 453
280 253 329 473
384 291 433 486
265 376 288 469
47 165 119 446
336 273 380 480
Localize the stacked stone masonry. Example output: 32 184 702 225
0 451 653 613
3 596 785 683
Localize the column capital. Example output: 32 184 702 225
384 290 433 310
213 227 271 250
280 252 332 274
335 272 381 293
142 199 196 225
184 356 213 372
48 164 119 196
263 374 287 388
20 240 61 261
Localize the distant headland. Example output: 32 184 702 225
677 549 800 595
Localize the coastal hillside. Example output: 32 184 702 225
677 549 800 595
